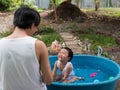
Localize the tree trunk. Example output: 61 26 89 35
107 0 109 7
52 0 58 21
109 0 113 7
76 0 79 7
79 0 83 8
94 0 100 11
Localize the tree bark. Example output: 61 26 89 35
52 0 58 21
76 0 79 7
94 0 100 11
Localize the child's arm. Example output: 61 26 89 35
52 61 57 79
61 64 72 81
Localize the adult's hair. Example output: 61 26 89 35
63 47 73 62
13 6 40 29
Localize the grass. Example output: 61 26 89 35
0 7 120 52
36 33 62 46
83 8 120 17
33 25 63 47
0 25 63 47
0 30 13 38
65 22 118 52
77 33 117 51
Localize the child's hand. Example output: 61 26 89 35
60 77 66 82
54 74 63 81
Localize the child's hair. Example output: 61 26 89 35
63 47 73 62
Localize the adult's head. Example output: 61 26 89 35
13 6 40 29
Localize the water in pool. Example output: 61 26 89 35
54 65 112 84
74 66 110 83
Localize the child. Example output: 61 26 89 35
52 47 84 83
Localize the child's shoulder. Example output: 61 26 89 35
67 62 73 67
67 62 72 65
55 60 60 65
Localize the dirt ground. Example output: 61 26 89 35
0 10 120 89
0 10 120 66
45 16 120 64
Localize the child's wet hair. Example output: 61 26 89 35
63 47 73 61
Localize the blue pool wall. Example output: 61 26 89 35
48 54 120 90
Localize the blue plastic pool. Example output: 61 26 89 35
47 55 120 90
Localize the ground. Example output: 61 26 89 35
0 10 120 89
44 12 120 64
0 9 120 64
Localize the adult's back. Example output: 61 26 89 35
0 6 53 90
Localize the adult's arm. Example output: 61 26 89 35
35 40 53 85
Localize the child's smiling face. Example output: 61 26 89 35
58 49 70 63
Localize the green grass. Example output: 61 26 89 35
0 30 13 38
33 25 63 47
84 8 120 17
0 25 63 47
76 32 118 51
65 22 118 52
38 33 62 46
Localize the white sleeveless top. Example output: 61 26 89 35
0 36 46 90
56 60 75 76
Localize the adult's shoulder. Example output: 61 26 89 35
35 39 47 48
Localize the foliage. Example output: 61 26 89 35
65 22 118 52
56 0 63 6
0 0 42 11
85 8 120 17
40 25 55 35
33 25 62 46
76 30 117 51
0 0 21 11
0 0 12 11
0 25 62 47
35 33 62 47
102 51 112 59
65 22 79 31
21 0 36 9
0 30 13 38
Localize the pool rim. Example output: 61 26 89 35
49 54 120 86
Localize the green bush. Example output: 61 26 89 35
33 25 62 47
0 0 22 11
40 25 55 35
0 30 13 38
0 0 12 11
0 0 39 11
77 33 117 51
39 33 62 46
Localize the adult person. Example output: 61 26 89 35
0 6 53 90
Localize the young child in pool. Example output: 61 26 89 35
52 47 84 83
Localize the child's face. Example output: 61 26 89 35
58 49 70 63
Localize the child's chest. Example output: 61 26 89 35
59 63 67 71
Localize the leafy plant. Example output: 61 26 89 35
39 33 62 46
65 22 79 31
0 0 12 11
0 0 21 11
40 25 55 35
33 25 63 47
0 30 13 38
56 0 63 6
75 30 118 51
